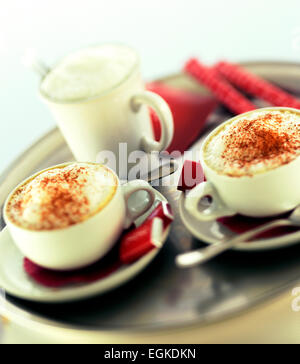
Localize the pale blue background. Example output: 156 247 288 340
0 0 300 172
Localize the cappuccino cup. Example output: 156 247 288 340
185 107 300 220
39 44 174 175
4 162 157 270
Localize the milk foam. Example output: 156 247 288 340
204 110 300 177
7 164 117 230
41 45 137 102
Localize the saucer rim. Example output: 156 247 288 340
179 193 300 251
0 189 170 303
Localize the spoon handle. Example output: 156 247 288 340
22 50 50 78
141 160 178 184
176 219 291 268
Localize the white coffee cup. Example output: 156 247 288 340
185 107 300 221
39 44 174 173
4 162 157 270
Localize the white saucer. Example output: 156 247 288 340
0 189 170 303
179 193 300 251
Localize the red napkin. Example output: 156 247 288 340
120 217 163 264
177 160 206 191
24 255 122 288
24 202 173 288
147 82 218 153
218 215 299 240
178 161 299 240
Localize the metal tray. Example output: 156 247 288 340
1 62 300 333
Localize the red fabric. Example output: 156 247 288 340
145 201 174 229
215 61 300 109
218 214 299 240
147 82 218 153
184 58 256 115
120 219 157 264
24 256 121 288
177 160 205 191
24 203 173 288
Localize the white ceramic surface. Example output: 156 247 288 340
40 44 174 167
185 107 300 220
3 162 156 270
0 189 169 303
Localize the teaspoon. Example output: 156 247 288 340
176 205 300 268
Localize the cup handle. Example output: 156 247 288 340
184 181 236 221
131 91 174 153
122 180 156 228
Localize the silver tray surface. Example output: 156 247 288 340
1 62 300 333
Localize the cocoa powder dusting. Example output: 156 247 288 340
8 166 93 230
221 112 300 174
